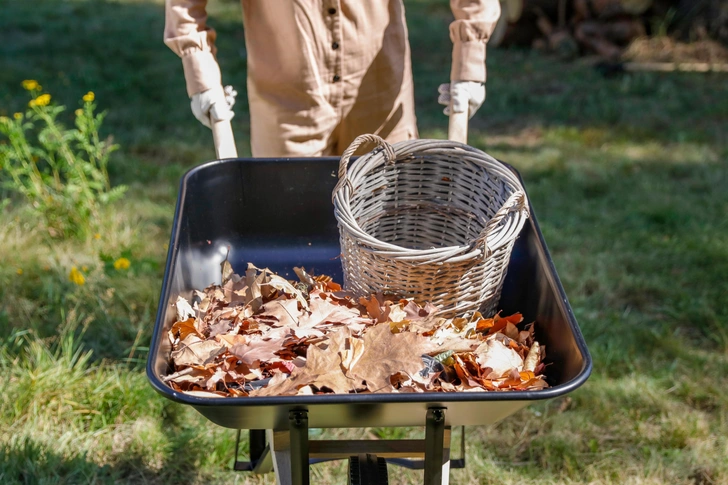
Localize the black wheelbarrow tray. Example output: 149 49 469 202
146 156 592 484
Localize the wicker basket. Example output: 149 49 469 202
332 134 530 318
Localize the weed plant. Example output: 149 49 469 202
0 82 126 239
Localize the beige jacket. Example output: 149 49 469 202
165 0 500 156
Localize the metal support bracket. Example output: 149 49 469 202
233 429 272 473
385 426 465 470
289 410 310 485
424 408 447 485
232 407 460 485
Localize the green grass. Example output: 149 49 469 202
1 0 727 483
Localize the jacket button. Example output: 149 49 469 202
333 74 341 82
328 7 336 14
332 42 339 50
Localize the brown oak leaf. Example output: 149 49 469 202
252 328 357 396
171 335 227 368
230 335 288 366
169 318 201 343
348 323 438 393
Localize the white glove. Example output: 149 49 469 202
190 85 237 128
437 81 485 119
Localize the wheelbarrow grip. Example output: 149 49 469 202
447 110 469 144
212 119 238 159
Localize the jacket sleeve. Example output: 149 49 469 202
164 0 222 97
449 0 501 83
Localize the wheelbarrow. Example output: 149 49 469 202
146 115 591 484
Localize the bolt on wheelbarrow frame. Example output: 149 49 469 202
146 156 592 483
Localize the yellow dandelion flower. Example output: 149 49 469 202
34 94 51 107
93 233 101 240
29 94 51 108
75 109 83 117
83 91 95 103
14 112 22 120
22 80 40 91
81 265 89 272
16 268 23 275
113 257 131 270
69 266 85 286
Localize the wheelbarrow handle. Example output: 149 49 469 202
212 119 238 159
447 110 468 144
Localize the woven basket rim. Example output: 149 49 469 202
332 136 530 263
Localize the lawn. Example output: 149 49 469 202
1 0 727 483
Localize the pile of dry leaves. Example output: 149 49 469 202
163 263 548 398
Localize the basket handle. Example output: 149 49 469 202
333 134 395 201
476 190 528 255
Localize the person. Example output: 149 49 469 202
164 0 501 157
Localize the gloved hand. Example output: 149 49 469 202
437 81 485 119
190 85 237 128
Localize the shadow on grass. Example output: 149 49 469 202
0 437 203 485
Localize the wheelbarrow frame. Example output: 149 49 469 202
146 156 592 484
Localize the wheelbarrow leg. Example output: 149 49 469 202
233 429 274 473
425 408 450 485
261 408 451 484
268 410 310 485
